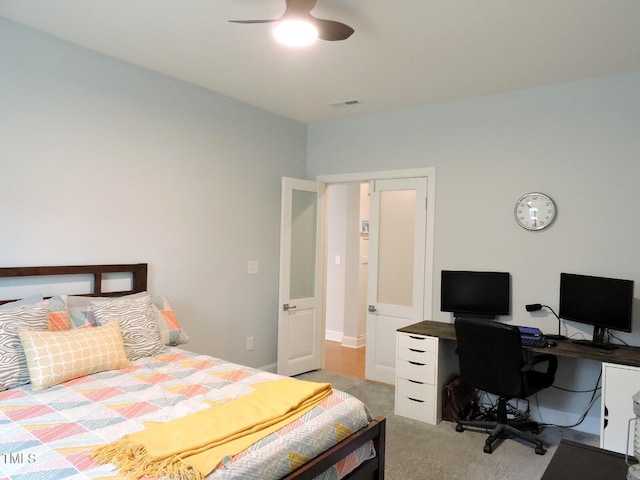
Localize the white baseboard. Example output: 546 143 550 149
324 330 366 348
258 363 277 373
532 405 600 436
325 329 343 342
341 334 366 348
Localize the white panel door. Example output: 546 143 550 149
365 177 428 384
277 177 325 376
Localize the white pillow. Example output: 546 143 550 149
0 293 43 310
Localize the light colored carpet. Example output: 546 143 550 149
295 370 599 480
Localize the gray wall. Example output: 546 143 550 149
0 18 307 368
307 71 640 432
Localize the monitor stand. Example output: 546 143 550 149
571 339 619 350
571 326 619 350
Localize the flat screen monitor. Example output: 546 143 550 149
441 270 510 319
559 273 634 343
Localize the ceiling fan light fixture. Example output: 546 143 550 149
273 19 318 47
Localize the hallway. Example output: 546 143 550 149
323 340 366 379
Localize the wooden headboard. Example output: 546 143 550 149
0 263 148 305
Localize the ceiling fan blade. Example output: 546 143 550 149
229 19 278 24
230 0 354 42
286 0 317 15
312 18 355 41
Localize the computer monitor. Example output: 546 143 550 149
441 270 510 319
559 272 634 344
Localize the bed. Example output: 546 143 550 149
0 263 386 480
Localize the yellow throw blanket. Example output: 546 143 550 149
92 378 332 480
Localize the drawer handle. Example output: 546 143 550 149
408 361 426 366
408 348 426 353
409 336 425 340
408 379 425 385
408 397 425 403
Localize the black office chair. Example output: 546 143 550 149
454 317 558 455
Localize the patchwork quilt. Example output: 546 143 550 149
0 348 374 480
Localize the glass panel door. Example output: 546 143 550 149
289 190 317 300
365 177 427 384
377 189 416 306
277 178 324 376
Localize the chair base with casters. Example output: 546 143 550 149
455 396 546 455
453 317 558 456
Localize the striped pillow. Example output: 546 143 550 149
91 295 166 360
0 303 49 390
63 293 141 329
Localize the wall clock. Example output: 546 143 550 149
514 192 556 231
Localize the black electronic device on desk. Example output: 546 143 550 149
559 272 634 349
441 270 510 319
525 303 566 340
518 326 548 348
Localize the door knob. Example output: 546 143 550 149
368 305 377 313
283 303 297 311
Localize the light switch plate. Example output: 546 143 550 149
248 261 259 275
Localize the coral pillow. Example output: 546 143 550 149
151 295 189 346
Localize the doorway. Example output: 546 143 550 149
277 168 435 379
323 182 369 378
322 175 432 384
323 340 366 378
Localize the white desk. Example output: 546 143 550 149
395 320 640 453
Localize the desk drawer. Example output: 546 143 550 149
396 393 436 424
398 346 436 364
397 377 435 401
398 333 437 353
396 359 436 384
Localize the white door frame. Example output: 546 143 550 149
317 167 437 358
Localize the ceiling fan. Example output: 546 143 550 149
229 0 355 42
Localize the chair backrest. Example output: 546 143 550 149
454 317 525 398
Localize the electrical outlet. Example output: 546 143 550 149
246 336 254 351
248 261 259 275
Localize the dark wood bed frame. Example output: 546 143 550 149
0 263 148 304
0 263 386 480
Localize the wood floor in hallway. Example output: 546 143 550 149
323 340 366 379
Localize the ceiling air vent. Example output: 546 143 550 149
329 99 361 108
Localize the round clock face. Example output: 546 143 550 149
514 193 556 231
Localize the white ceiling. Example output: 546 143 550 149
1 0 640 123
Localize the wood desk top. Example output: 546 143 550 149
398 320 640 368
